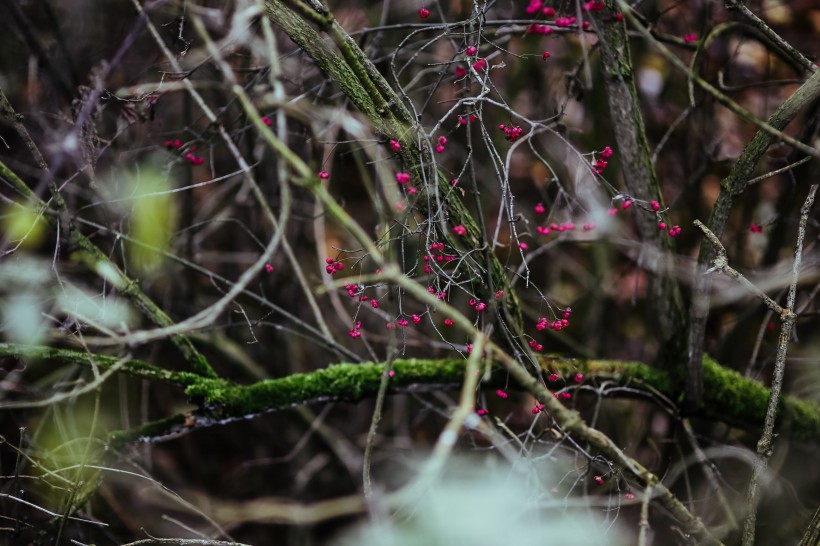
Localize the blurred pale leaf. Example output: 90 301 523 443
2 205 47 248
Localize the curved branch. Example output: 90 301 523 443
2 343 816 445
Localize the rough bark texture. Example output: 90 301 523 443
591 10 688 382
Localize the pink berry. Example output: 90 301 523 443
389 139 401 151
574 373 584 383
388 370 395 378
453 225 467 236
519 242 529 251
593 475 605 485
444 318 454 327
548 373 559 382
264 263 274 273
318 171 330 179
542 6 555 16
658 221 667 230
534 202 546 215
435 144 445 153
466 46 477 56
262 116 272 127
418 7 430 18
542 51 551 61
651 200 660 211
395 172 411 184
621 200 633 210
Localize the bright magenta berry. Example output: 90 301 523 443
534 202 546 215
395 172 411 184
621 200 633 210
548 373 559 382
443 318 454 327
318 171 330 179
389 139 401 151
418 7 430 18
542 51 551 60
466 45 477 56
453 225 467 236
264 263 274 273
593 475 605 485
651 200 661 211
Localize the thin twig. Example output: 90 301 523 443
741 184 817 546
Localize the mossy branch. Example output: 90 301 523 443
2 343 817 445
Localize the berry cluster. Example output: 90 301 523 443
164 139 204 165
535 307 571 332
349 321 362 338
537 221 581 236
325 257 345 275
423 242 456 273
496 389 509 399
498 124 523 143
435 135 447 153
468 298 487 312
531 402 546 414
457 113 479 125
583 1 605 11
527 24 553 35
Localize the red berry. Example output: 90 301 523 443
418 7 430 18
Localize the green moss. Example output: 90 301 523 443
183 359 470 417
